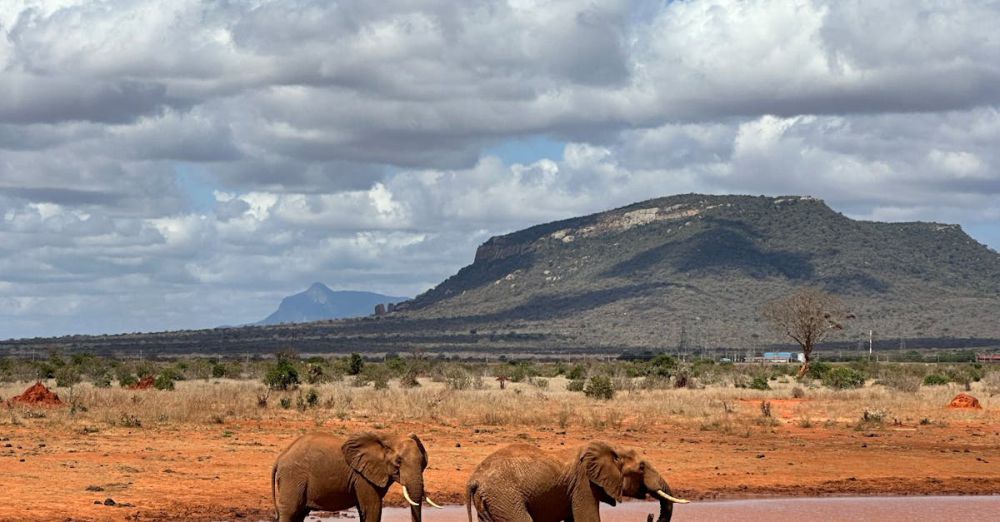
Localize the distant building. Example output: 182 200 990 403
976 353 1000 364
761 352 805 363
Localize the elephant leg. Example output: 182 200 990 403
479 495 532 522
274 473 309 522
355 484 384 522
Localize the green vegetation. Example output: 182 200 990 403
583 375 615 400
823 367 866 389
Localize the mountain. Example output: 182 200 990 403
259 283 409 325
397 194 1000 347
4 194 999 357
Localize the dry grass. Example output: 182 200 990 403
1 375 996 434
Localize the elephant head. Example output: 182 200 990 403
619 450 688 522
342 432 442 522
575 441 626 507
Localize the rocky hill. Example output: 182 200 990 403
397 194 1000 348
259 283 407 325
3 194 998 357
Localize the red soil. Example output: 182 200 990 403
128 376 156 390
948 393 983 409
7 382 64 407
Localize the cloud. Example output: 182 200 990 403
0 0 999 338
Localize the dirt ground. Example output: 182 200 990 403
2 404 998 522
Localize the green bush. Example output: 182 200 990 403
279 397 292 409
92 372 113 388
807 361 831 379
305 388 320 407
264 358 300 391
823 367 865 389
55 366 81 388
566 364 587 381
584 376 615 400
566 379 586 392
749 376 770 390
348 353 365 376
648 354 678 377
154 373 176 391
923 374 949 386
211 364 227 379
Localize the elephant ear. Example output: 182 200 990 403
342 432 392 488
408 433 428 468
581 441 623 502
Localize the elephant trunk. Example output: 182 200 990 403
655 498 674 522
401 472 425 522
650 478 677 522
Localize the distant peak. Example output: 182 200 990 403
307 282 329 292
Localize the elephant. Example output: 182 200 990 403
272 431 443 522
465 442 687 522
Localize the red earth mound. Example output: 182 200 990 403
947 393 982 409
128 376 155 390
9 382 64 407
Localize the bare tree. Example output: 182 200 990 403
761 288 852 378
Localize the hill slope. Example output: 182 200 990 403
259 283 408 325
398 194 1000 347
3 194 998 356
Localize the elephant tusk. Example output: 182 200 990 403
426 496 444 509
656 490 690 504
402 486 421 507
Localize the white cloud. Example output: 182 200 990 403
0 0 999 338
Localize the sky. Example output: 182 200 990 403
1 0 999 339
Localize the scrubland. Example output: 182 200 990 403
1 355 998 521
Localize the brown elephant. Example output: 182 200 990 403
272 431 443 522
465 442 687 522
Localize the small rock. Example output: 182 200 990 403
756 454 765 459
86 486 104 492
103 498 116 506
455 442 461 448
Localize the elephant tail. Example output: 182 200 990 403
465 480 477 522
271 463 278 521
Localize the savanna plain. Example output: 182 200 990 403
1 355 998 521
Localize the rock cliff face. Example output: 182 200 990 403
403 194 1000 346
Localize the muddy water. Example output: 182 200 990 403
304 496 1000 522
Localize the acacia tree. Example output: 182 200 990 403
761 288 851 378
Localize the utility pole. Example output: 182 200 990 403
868 330 873 360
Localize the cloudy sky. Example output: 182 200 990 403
1 0 999 339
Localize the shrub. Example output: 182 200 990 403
791 386 805 399
264 358 300 391
400 369 420 388
55 366 81 388
806 361 831 380
92 372 112 388
211 364 227 379
649 354 678 377
823 367 865 389
445 368 472 390
879 373 921 393
305 388 320 407
566 364 587 381
566 379 586 392
923 374 949 386
279 397 292 409
154 373 176 391
347 353 365 376
584 376 615 400
118 373 138 388
749 376 770 391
